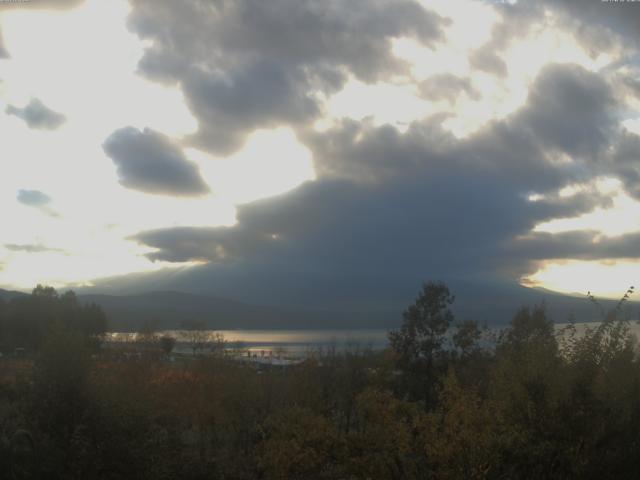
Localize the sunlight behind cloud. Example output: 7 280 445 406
524 259 640 300
191 127 316 205
534 180 640 238
0 0 198 139
322 78 439 132
0 0 219 289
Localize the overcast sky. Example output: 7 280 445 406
1 0 640 309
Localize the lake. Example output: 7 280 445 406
107 329 391 357
107 320 640 358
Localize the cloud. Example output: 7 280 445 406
550 0 640 49
5 98 66 130
469 2 542 77
16 189 59 217
129 167 619 310
126 0 448 154
305 63 617 187
509 230 640 264
469 46 507 77
0 29 8 58
479 0 640 62
0 0 85 10
183 60 319 154
16 189 51 207
519 64 616 159
102 127 210 197
608 129 640 200
419 74 479 103
1 0 630 316
125 61 628 310
4 244 65 254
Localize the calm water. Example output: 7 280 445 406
107 321 640 358
108 329 390 357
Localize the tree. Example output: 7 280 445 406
181 320 209 356
137 319 159 346
210 332 227 356
452 319 483 357
389 282 455 364
159 335 176 356
388 282 455 406
420 369 496 479
0 297 6 347
504 304 554 348
258 406 343 480
32 326 91 468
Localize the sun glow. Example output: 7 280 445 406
534 182 640 238
524 259 640 300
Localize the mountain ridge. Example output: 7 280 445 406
1 285 637 331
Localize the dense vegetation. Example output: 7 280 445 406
1 283 640 479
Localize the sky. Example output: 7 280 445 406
1 0 640 311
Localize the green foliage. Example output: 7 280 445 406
258 406 343 480
0 285 107 351
2 282 640 478
388 282 457 406
388 282 455 366
420 370 497 479
452 319 483 357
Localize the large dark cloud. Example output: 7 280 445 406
183 60 319 154
127 170 618 312
130 174 527 310
518 64 616 160
102 127 210 197
83 1 636 319
126 63 627 311
305 63 617 187
5 98 66 130
126 0 448 154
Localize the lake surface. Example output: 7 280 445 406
107 320 640 358
108 329 390 357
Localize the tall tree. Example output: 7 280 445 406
389 282 455 406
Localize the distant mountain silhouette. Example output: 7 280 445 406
79 286 638 331
3 285 637 331
449 282 635 326
77 290 378 331
0 288 28 301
